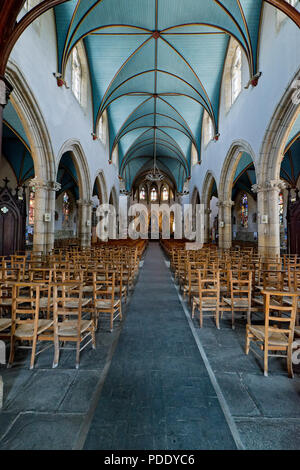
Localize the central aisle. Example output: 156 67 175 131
84 242 236 450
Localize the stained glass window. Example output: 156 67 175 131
203 111 214 145
162 187 169 201
62 192 70 225
72 47 82 103
231 46 242 104
98 114 106 144
279 192 284 225
150 187 157 202
241 193 248 228
140 187 146 200
29 189 35 226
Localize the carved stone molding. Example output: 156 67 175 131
77 199 93 207
217 200 234 208
252 180 286 194
29 177 61 192
0 76 13 107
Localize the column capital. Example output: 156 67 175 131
0 77 13 108
29 177 61 192
77 198 93 207
217 199 234 208
252 180 286 194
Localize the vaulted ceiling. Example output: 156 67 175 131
54 0 264 191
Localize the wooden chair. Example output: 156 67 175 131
107 264 127 304
93 272 122 332
192 269 220 329
52 281 95 369
8 282 54 369
0 282 13 339
245 290 299 378
184 262 207 304
222 270 252 329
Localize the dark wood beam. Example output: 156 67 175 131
0 0 70 74
0 0 25 74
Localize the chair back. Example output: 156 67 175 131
262 290 298 345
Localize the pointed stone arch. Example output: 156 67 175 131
109 185 119 212
96 170 108 205
5 60 57 253
5 60 56 182
201 171 218 207
219 140 257 204
218 140 257 249
257 69 300 257
201 171 218 244
258 70 300 185
56 139 92 201
57 140 92 247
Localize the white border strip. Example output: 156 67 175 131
168 264 245 450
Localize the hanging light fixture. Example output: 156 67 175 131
146 127 164 182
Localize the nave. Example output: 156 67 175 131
83 242 236 450
1 241 300 450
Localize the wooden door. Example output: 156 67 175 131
0 208 17 255
0 185 26 256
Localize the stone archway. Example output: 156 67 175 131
57 140 92 247
92 171 109 242
256 70 300 257
218 140 257 249
109 186 119 212
201 171 219 244
96 170 108 205
5 60 57 253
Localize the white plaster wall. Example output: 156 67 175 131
189 3 300 201
11 7 119 200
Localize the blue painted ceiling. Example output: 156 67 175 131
54 0 263 190
232 151 256 200
57 152 80 199
281 137 300 188
2 123 34 185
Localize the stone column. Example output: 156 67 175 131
252 180 286 259
217 200 234 250
30 178 61 254
204 206 212 243
77 199 93 247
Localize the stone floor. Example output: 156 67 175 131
0 293 124 450
180 279 300 451
83 242 236 450
0 242 300 450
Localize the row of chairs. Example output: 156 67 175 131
0 240 147 369
161 240 300 378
